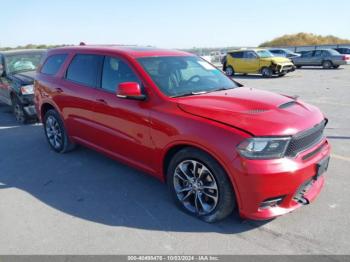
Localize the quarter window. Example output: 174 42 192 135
101 56 140 92
66 54 103 87
41 54 67 76
244 51 258 59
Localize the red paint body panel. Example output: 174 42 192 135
34 45 330 220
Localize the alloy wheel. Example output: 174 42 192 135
225 67 233 76
173 160 219 215
323 61 332 69
45 116 63 149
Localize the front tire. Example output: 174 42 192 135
167 148 236 223
44 109 75 153
12 96 27 124
261 67 273 78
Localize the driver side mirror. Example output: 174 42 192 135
116 82 146 101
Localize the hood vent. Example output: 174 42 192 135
244 109 269 114
279 101 297 109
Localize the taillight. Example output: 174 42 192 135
343 55 350 60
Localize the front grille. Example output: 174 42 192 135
282 65 293 71
285 120 327 157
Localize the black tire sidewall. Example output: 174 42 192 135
11 96 27 124
167 147 236 223
261 67 272 77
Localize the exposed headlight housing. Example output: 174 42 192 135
237 137 291 159
20 84 34 95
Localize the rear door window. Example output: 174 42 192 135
41 54 67 75
302 51 314 57
314 50 323 57
230 52 243 58
66 54 104 87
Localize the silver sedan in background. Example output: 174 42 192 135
292 49 350 69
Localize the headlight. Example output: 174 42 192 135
20 84 34 95
237 137 291 159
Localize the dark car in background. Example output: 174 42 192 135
0 49 45 123
334 47 350 55
292 49 350 69
268 48 301 59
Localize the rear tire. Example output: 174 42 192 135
225 66 234 76
333 65 340 69
167 147 236 223
43 109 76 153
322 60 333 69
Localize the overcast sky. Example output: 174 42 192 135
1 0 349 48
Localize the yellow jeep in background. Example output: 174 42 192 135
223 49 295 77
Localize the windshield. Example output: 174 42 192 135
256 50 274 58
4 52 44 74
137 56 238 97
283 49 295 54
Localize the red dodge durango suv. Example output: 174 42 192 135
34 45 331 222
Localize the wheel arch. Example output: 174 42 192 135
40 102 60 121
162 142 242 209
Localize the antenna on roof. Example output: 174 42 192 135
79 42 86 46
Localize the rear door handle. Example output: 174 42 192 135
96 98 107 105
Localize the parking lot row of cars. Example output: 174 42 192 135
221 47 350 77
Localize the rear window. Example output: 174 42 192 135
327 49 340 55
41 54 67 75
66 54 103 87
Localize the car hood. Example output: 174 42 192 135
9 71 36 85
260 57 292 64
177 87 324 136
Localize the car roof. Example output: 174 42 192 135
0 49 46 55
49 45 192 58
269 48 289 51
229 48 267 52
313 49 339 52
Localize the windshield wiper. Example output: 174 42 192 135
206 87 236 93
171 91 209 98
171 87 236 98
